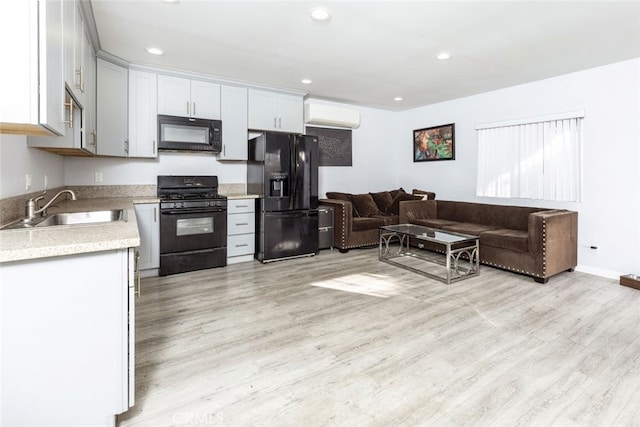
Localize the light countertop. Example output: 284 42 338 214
0 198 149 263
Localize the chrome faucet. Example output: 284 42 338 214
25 190 77 219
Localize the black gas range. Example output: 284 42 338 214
157 176 228 276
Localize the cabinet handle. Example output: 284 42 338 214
62 100 73 128
236 205 249 208
235 244 249 248
153 207 157 223
186 101 190 115
235 222 249 226
274 117 277 128
89 130 97 146
124 140 129 154
76 66 84 92
278 117 282 128
153 140 156 155
135 251 141 297
193 102 196 116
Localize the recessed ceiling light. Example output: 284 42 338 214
301 78 313 85
394 97 403 102
146 47 164 55
310 7 331 21
162 0 180 3
437 52 451 60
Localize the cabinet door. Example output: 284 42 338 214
134 204 160 270
190 80 220 119
62 0 75 92
277 93 303 133
248 89 277 130
219 85 248 160
128 70 157 158
83 31 97 154
157 75 190 117
96 58 128 157
39 0 66 136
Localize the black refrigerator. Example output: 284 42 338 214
247 131 319 262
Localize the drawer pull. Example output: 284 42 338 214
235 222 249 226
319 227 330 232
236 205 249 208
235 244 249 247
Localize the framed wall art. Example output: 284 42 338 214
413 123 455 162
306 126 353 166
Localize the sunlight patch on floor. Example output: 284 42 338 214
310 273 402 298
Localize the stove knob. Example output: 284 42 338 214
175 202 182 208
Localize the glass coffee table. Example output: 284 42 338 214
379 224 480 284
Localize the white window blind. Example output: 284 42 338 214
476 113 583 202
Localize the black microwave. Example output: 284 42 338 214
157 115 222 153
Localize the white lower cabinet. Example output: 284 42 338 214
227 198 255 264
134 203 160 277
0 248 135 426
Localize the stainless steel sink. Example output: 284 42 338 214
1 209 126 230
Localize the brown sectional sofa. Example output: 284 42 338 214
399 200 578 283
319 188 435 252
320 190 578 283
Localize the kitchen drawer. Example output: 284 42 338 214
228 199 255 214
227 212 255 235
228 233 255 257
319 206 334 228
319 226 334 250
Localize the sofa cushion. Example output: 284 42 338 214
480 229 529 253
352 217 386 231
389 193 422 215
412 189 436 200
351 193 384 217
441 222 501 236
410 218 459 229
370 191 394 213
371 214 399 225
388 188 406 199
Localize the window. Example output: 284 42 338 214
476 111 583 202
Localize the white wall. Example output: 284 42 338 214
311 99 402 198
64 153 246 187
395 58 640 278
0 135 65 198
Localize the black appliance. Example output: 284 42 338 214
157 175 227 276
157 115 222 153
247 131 319 262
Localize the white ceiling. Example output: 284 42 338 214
90 0 640 111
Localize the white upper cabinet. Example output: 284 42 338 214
218 85 248 160
128 70 158 158
96 58 128 157
157 75 220 120
62 0 89 108
248 89 303 134
0 0 66 136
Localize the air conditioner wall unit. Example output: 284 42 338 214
304 103 361 129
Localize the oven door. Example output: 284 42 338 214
159 207 227 275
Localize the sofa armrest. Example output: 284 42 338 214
528 210 578 278
319 199 353 249
399 200 437 223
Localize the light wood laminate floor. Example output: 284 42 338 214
118 248 640 426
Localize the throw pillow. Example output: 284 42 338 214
389 193 422 215
370 191 394 214
326 192 351 202
351 193 384 217
388 187 406 199
412 189 436 200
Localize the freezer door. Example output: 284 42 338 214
257 211 319 262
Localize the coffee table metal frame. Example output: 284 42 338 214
378 224 480 285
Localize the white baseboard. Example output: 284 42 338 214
575 265 623 280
